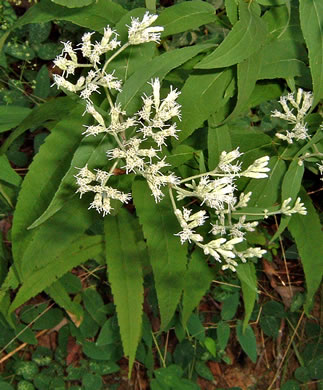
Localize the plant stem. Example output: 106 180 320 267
102 42 130 73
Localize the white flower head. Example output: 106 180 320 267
272 89 313 144
128 12 164 45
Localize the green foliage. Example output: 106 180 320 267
288 189 323 314
104 208 144 373
133 180 187 329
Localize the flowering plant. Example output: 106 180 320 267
52 14 308 275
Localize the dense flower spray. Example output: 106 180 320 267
53 13 308 272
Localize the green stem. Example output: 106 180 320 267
179 170 239 184
102 159 120 186
102 42 130 73
151 332 166 368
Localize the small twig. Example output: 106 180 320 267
0 302 54 356
267 311 305 390
163 331 169 364
0 329 48 364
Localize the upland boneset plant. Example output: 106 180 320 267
53 13 308 272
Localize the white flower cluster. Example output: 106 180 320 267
176 149 270 210
174 204 266 272
75 165 131 216
271 88 313 143
173 151 271 271
280 197 307 216
53 17 309 273
128 13 164 45
53 12 163 101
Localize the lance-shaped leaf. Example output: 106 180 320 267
157 0 216 38
174 68 233 146
11 103 93 279
117 43 215 115
270 159 304 242
300 0 323 108
104 208 144 374
0 106 31 133
237 263 257 331
132 180 187 329
0 97 77 154
28 129 114 230
13 0 126 31
182 250 213 326
51 0 95 8
288 188 323 314
257 40 308 80
224 47 263 123
195 1 267 69
9 235 103 313
245 157 287 208
0 155 22 187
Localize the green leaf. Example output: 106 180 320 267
270 158 305 242
82 373 102 390
288 189 323 314
9 235 103 313
182 250 213 326
225 0 238 25
27 113 114 229
13 0 126 32
28 22 51 44
236 321 257 363
299 0 323 108
258 40 308 80
46 280 84 321
281 380 301 390
207 121 232 170
104 208 144 374
34 65 50 99
245 156 287 208
36 42 62 60
11 102 88 279
195 1 267 69
132 180 187 329
224 47 263 122
0 155 22 187
257 0 286 5
187 313 205 341
0 106 31 133
157 1 216 38
175 69 233 145
117 43 215 115
221 292 239 321
263 2 304 43
96 318 119 346
4 43 35 61
237 263 257 330
195 361 214 381
217 321 230 351
0 97 77 153
83 288 107 326
51 0 95 8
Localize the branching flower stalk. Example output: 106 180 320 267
53 13 308 272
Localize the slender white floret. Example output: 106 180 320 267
85 103 106 127
241 156 270 179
